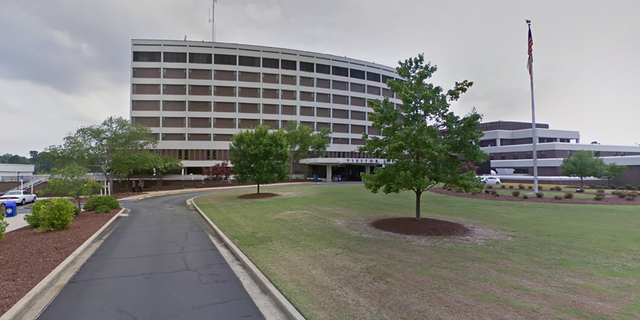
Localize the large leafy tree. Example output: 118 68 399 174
360 54 486 220
47 116 157 194
561 150 605 187
283 121 331 179
229 125 289 194
599 163 626 188
43 163 104 213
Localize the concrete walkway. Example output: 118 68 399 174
36 191 268 320
5 207 31 232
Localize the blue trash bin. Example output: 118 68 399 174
338 174 342 182
4 201 17 218
313 174 318 182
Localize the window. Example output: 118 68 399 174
281 59 297 70
238 119 259 129
132 117 160 127
316 108 330 117
238 87 260 98
133 68 160 78
263 73 279 84
350 69 365 79
316 122 330 130
262 58 279 69
300 77 314 87
214 70 236 81
163 85 186 95
332 109 349 119
351 97 365 107
163 52 187 63
238 56 260 67
133 52 161 62
300 106 314 116
281 105 296 115
300 91 314 102
189 53 212 64
163 101 186 111
132 100 160 111
332 80 348 91
188 101 211 112
382 88 394 98
214 86 236 97
351 125 365 134
332 66 348 77
350 83 365 93
262 104 279 114
239 71 260 82
189 118 211 128
382 74 394 84
162 117 186 127
281 75 296 85
300 61 314 72
214 102 235 112
188 69 211 80
213 118 236 128
163 68 186 79
333 95 348 105
189 85 211 96
316 93 330 103
367 72 381 82
513 152 519 159
162 134 185 141
263 120 279 129
213 54 236 65
281 90 296 100
188 134 211 141
263 89 279 99
316 78 330 88
351 111 366 120
501 153 506 160
132 84 160 95
333 138 349 144
316 63 331 74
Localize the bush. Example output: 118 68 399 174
518 184 525 189
501 185 506 189
564 192 574 199
596 189 605 194
0 212 8 239
490 190 499 196
610 184 618 190
511 191 520 197
626 194 636 201
528 186 533 189
486 185 493 189
617 192 627 199
25 198 75 232
471 189 480 195
535 192 544 198
554 195 563 200
617 186 625 190
554 186 562 191
637 185 640 191
509 185 514 189
84 196 120 212
625 184 635 190
538 186 543 191
594 194 605 201
522 194 529 199
95 205 112 213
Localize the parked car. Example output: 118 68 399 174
481 176 501 185
0 190 37 205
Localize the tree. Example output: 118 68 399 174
49 116 157 194
560 150 605 187
599 162 626 188
360 54 486 220
0 153 30 164
147 153 183 191
229 125 289 194
202 162 232 183
283 121 331 179
43 163 104 213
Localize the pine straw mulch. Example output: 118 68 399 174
0 209 118 316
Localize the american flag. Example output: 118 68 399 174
527 27 533 75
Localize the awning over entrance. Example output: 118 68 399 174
300 157 385 182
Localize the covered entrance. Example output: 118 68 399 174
301 157 384 182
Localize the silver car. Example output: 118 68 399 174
481 176 501 185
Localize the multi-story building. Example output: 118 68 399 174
130 39 402 181
480 121 640 185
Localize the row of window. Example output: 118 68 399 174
133 68 396 96
134 117 378 134
153 149 375 161
132 101 371 119
151 132 369 146
132 84 394 102
133 51 396 83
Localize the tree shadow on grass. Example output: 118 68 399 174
238 193 279 200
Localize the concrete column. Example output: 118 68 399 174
365 165 370 174
496 139 501 147
326 165 332 182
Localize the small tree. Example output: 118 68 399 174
561 150 605 187
43 163 104 213
599 163 626 188
203 162 232 183
283 121 331 179
229 125 289 194
147 153 184 191
360 54 485 220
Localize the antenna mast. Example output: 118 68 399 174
209 0 217 42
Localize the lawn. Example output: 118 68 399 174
195 185 640 320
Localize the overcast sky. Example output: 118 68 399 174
1 0 639 157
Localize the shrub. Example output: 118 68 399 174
625 184 635 190
26 198 75 232
626 194 636 201
95 205 112 213
501 185 506 189
490 190 499 196
610 184 618 190
554 195 563 200
594 194 604 201
554 186 562 191
596 189 605 194
637 185 640 191
471 189 480 195
538 186 543 191
84 196 120 212
528 186 533 189
518 184 525 189
486 185 493 189
511 191 520 197
0 213 8 239
564 192 574 199
535 192 544 198
617 192 627 199
617 186 625 190
509 185 514 189
522 194 529 199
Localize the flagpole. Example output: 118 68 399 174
527 20 539 193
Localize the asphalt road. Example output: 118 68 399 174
37 191 266 320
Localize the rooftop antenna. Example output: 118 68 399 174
209 0 217 42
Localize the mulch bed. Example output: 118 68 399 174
238 193 279 200
430 187 640 205
372 217 471 237
0 209 118 316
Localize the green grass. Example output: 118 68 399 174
196 185 640 320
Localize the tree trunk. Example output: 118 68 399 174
415 190 422 220
580 177 584 187
257 183 260 194
76 198 82 215
289 154 294 180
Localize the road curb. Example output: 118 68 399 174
0 208 127 320
189 198 305 320
129 182 316 201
